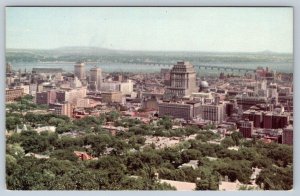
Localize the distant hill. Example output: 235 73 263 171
7 46 293 55
6 46 293 64
7 46 115 56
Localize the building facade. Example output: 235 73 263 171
161 68 171 86
76 98 92 108
120 80 134 95
243 110 263 128
243 110 290 129
238 119 254 138
74 62 86 81
101 82 120 92
262 112 289 129
101 91 123 103
36 90 57 105
236 95 268 110
89 67 102 91
49 102 73 118
6 88 23 102
165 61 197 98
56 87 87 106
282 125 293 145
6 63 13 73
143 97 159 111
200 103 225 123
158 102 194 120
32 68 63 74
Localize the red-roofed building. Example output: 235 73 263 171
74 151 94 160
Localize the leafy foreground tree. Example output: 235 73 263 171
256 166 293 190
5 105 293 191
6 155 175 190
158 116 173 130
195 173 219 190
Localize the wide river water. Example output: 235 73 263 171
12 61 293 76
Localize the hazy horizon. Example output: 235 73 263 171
6 7 293 53
5 46 293 55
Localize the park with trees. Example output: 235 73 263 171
5 96 293 190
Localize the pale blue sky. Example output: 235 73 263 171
6 7 293 53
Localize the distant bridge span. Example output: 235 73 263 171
125 62 256 72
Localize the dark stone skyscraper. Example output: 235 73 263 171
6 62 12 73
165 61 197 99
89 67 102 91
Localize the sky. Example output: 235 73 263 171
6 7 293 53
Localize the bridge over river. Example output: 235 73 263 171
124 62 256 72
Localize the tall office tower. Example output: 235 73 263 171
165 61 197 99
89 67 102 91
6 62 13 73
74 61 86 81
282 125 293 145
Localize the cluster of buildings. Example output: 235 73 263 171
5 61 133 118
155 61 293 145
6 60 293 145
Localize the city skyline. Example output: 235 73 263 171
5 7 294 191
5 60 294 191
6 7 293 53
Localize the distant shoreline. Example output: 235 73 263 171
9 61 294 74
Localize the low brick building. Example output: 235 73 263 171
101 91 123 103
6 88 24 102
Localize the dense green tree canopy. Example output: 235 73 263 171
6 100 293 190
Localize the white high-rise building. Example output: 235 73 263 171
74 62 86 81
71 77 83 88
120 80 133 95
